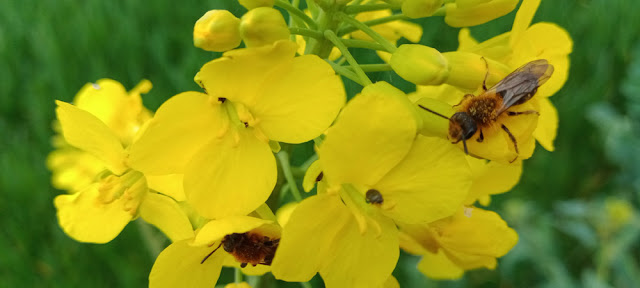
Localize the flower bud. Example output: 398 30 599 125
193 10 242 52
402 0 444 19
240 7 290 48
390 44 449 85
238 0 274 10
444 0 519 27
441 51 511 90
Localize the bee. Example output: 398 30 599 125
419 59 554 161
201 232 280 268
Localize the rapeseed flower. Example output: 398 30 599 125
128 40 345 219
271 82 472 287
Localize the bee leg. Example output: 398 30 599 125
453 94 473 107
476 130 484 143
481 57 490 91
462 138 469 155
240 263 248 268
501 124 519 154
507 110 539 116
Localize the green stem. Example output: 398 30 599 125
338 14 410 36
300 282 313 288
276 151 303 201
324 30 372 86
343 3 397 14
341 39 388 51
348 63 393 72
327 60 366 86
275 0 317 29
288 0 304 40
289 27 324 39
337 12 397 53
235 268 243 283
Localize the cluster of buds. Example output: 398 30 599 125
48 0 571 287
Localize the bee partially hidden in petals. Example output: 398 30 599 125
202 232 280 268
420 59 554 162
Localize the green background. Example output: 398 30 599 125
2 0 639 287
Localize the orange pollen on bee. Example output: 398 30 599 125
459 95 502 126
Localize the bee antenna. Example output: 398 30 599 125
462 137 469 155
417 104 450 120
201 242 223 264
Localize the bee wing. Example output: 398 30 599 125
493 59 554 114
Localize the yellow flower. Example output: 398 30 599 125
271 82 472 287
444 0 519 27
53 99 192 244
413 0 572 162
128 41 345 219
149 215 280 288
240 7 290 48
47 79 151 191
399 207 518 279
193 10 242 52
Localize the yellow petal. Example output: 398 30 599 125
533 97 558 151
225 282 252 288
271 194 398 288
55 101 127 174
47 149 104 191
251 54 345 143
193 215 274 246
464 157 522 205
302 160 323 192
457 28 478 50
382 275 400 288
276 202 298 227
128 91 226 175
445 0 519 27
319 82 417 187
510 0 541 48
431 208 519 269
149 239 226 288
196 40 298 106
375 136 472 224
184 129 276 219
146 174 185 201
417 249 464 280
54 184 132 243
223 254 272 275
140 193 194 242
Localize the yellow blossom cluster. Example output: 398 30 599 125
47 0 571 287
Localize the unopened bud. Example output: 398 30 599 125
441 51 510 90
193 10 242 52
240 7 290 48
402 0 444 19
444 0 519 27
238 0 274 10
390 44 449 85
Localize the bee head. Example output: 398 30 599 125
449 112 477 142
223 233 245 252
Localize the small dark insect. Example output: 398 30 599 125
201 232 280 268
419 59 554 162
365 189 384 205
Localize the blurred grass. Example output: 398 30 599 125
1 0 640 287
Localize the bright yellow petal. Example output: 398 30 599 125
146 174 186 201
184 129 276 219
464 157 522 205
533 97 558 151
510 0 541 49
128 91 226 175
375 136 472 224
271 194 398 288
47 149 104 191
193 216 274 245
302 160 323 192
382 275 400 288
223 254 271 275
445 0 519 27
276 202 298 227
225 282 252 288
251 54 345 143
196 40 298 106
140 193 194 242
319 82 417 187
417 249 464 280
54 184 132 243
457 28 478 50
431 208 518 269
55 101 127 174
149 239 226 288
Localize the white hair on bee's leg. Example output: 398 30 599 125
464 207 473 218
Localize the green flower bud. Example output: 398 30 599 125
240 7 290 48
390 44 449 85
193 10 242 52
445 0 519 27
402 0 444 19
238 0 275 10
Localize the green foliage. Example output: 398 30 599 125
2 0 640 287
